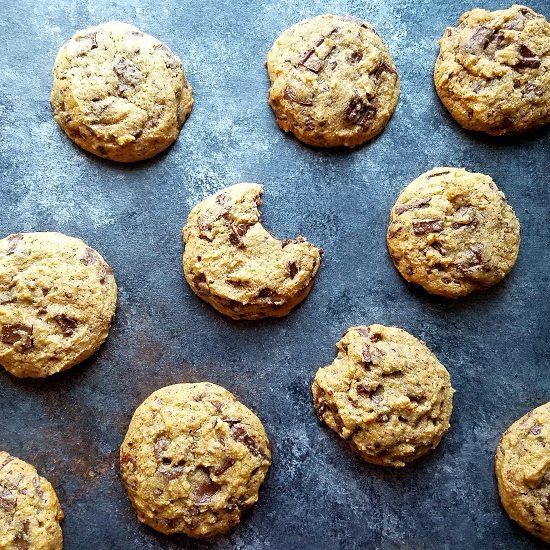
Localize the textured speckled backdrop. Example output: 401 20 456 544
0 0 549 548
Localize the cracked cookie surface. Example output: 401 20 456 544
387 167 520 298
0 451 64 550
120 383 271 538
51 21 193 162
312 325 454 467
0 232 117 378
182 183 322 320
496 402 550 543
266 14 399 147
434 5 550 135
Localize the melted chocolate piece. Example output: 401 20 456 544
283 87 313 106
1 324 33 349
194 481 220 504
0 488 16 511
395 198 431 215
213 457 235 476
362 346 372 365
287 261 298 279
157 463 185 480
113 57 143 86
350 51 363 63
13 520 30 550
430 241 448 256
467 27 495 51
515 45 541 69
372 62 396 80
412 219 444 235
230 424 259 455
153 436 170 459
299 48 324 73
54 314 78 336
344 97 377 128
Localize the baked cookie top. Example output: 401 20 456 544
387 167 520 298
496 402 550 543
434 5 550 135
312 325 454 467
51 21 193 162
183 183 322 320
120 383 271 538
0 452 64 550
266 14 399 147
0 232 117 378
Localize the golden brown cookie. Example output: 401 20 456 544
266 14 399 147
434 5 550 135
387 167 520 298
0 232 117 378
312 325 454 467
0 452 64 549
496 402 550 543
182 183 323 320
120 383 271 538
51 21 193 162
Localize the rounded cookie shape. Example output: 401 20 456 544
182 183 323 320
51 21 193 162
266 14 399 147
434 5 550 135
312 325 454 467
0 452 64 549
387 168 520 298
120 383 271 538
496 402 550 543
0 232 117 378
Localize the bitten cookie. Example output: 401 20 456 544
496 402 550 543
0 452 64 549
434 5 550 135
266 14 399 147
51 21 193 162
387 167 520 298
182 183 323 320
120 383 271 538
0 232 117 378
312 325 454 467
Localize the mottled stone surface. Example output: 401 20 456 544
0 0 548 548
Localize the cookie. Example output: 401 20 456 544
0 452 64 549
182 183 323 320
495 402 550 543
312 325 454 467
51 21 193 162
266 14 399 147
387 167 520 298
434 5 550 135
120 383 271 538
0 232 117 378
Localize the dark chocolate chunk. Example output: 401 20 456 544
350 51 363 63
213 457 235 476
230 424 259 455
283 87 313 106
99 263 113 285
5 233 23 255
530 424 541 436
344 96 377 128
194 481 220 504
157 463 185 480
355 326 370 337
430 242 447 256
80 247 98 266
287 261 298 279
54 314 78 336
372 62 396 80
412 219 444 235
1 324 33 349
523 82 544 96
228 223 251 247
153 436 170 459
13 520 29 550
299 48 324 73
113 57 143 86
257 288 274 299
362 346 372 364
467 27 495 51
515 45 541 69
0 488 15 511
395 198 431 215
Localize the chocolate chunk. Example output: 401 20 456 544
0 292 15 305
426 171 450 179
228 223 251 247
230 424 259 455
515 45 541 69
80 247 98 266
13 520 29 550
194 481 220 504
5 233 23 255
362 346 372 365
120 454 137 469
80 31 98 50
216 193 229 206
344 96 377 128
213 457 235 476
412 219 444 235
395 198 431 215
113 57 143 86
283 87 313 106
299 48 324 73
1 324 33 349
157 463 185 480
287 261 298 279
372 62 396 80
0 488 15 511
530 424 541 436
467 27 495 52
355 326 370 337
430 241 447 256
153 43 181 70
350 51 363 63
99 263 113 285
257 288 274 299
524 82 544 96
54 314 78 336
490 32 509 50
153 436 170 459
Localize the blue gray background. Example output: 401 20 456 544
0 0 549 548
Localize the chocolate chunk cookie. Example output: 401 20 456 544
266 14 399 147
0 232 117 378
120 383 271 538
0 451 64 549
434 5 550 135
312 325 454 467
496 402 550 543
51 21 193 162
387 167 520 298
182 183 323 320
